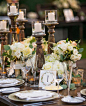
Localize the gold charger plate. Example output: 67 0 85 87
0 78 24 88
8 90 59 102
80 89 86 96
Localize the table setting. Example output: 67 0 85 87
0 1 86 106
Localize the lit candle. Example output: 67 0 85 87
10 4 16 14
18 11 24 19
48 12 55 21
34 22 42 32
0 20 6 30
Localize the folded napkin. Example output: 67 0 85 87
26 94 53 101
15 91 54 101
0 79 20 84
0 87 20 92
0 83 18 87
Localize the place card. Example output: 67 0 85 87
39 70 56 88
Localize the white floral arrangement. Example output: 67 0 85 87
3 36 48 62
42 39 83 75
53 39 83 62
3 36 36 61
42 60 64 75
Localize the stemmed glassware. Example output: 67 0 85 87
55 73 64 98
62 62 73 97
21 66 31 86
30 55 38 87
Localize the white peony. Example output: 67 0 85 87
73 49 78 55
42 62 53 70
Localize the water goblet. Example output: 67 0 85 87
30 55 39 87
55 73 64 98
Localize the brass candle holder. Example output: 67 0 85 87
32 34 46 69
17 19 28 41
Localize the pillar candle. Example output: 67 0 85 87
18 11 24 19
10 5 16 14
34 22 42 32
48 12 55 21
1 20 6 30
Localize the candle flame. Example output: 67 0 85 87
37 21 39 23
11 3 15 6
19 10 21 12
3 20 4 21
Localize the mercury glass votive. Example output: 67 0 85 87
32 21 45 35
45 10 57 24
7 2 19 16
17 9 26 20
0 20 9 31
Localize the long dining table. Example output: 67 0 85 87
0 59 86 106
0 82 86 106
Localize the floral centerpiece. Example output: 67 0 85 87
53 39 83 62
3 36 48 67
42 39 83 75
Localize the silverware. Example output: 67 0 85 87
23 100 58 106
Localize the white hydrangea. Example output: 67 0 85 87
53 60 64 75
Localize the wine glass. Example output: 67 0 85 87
21 66 31 86
30 55 38 87
55 73 64 98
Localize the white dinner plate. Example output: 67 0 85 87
61 96 85 104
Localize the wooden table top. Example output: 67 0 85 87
0 83 86 106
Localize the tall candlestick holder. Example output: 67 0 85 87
45 23 58 54
45 10 58 54
17 9 28 41
7 2 19 43
32 21 45 69
32 34 46 69
0 31 10 77
9 15 18 43
17 19 28 41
